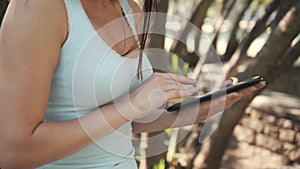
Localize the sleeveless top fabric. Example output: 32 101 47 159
37 0 153 168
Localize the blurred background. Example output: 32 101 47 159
134 0 300 168
1 0 299 168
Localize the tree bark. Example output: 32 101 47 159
270 0 298 30
147 0 169 73
224 0 284 78
212 0 237 48
142 1 170 168
194 2 300 169
222 0 252 61
240 0 281 55
170 0 214 66
225 0 297 78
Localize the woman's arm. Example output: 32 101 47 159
0 1 199 168
132 81 265 134
0 1 130 168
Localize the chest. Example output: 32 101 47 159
70 35 152 110
80 0 140 57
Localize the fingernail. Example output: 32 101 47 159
190 78 197 83
258 83 266 89
225 80 232 86
258 81 266 87
231 93 239 98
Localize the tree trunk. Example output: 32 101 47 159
269 40 300 82
147 0 169 73
194 2 300 169
240 0 281 55
176 126 203 168
141 1 170 168
171 0 214 66
270 0 299 30
225 0 296 78
212 0 237 48
222 0 252 61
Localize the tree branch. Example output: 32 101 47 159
195 2 300 168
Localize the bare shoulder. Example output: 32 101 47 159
0 0 68 137
127 0 143 31
8 0 67 18
3 0 67 44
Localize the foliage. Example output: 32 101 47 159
171 54 190 75
153 159 166 169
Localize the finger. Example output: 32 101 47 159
162 73 196 86
165 89 199 100
162 81 199 92
236 86 257 96
205 93 238 114
222 79 233 88
223 92 240 109
227 92 239 101
236 82 265 98
225 81 265 103
254 81 266 89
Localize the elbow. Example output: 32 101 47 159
0 151 36 169
0 150 24 169
131 122 143 134
0 150 19 169
0 142 36 169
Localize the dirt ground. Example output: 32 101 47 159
221 140 300 169
220 89 300 169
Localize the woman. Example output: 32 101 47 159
0 0 265 168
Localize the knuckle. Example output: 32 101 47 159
153 72 161 77
151 73 161 80
152 76 160 83
152 72 158 76
167 91 180 100
175 90 182 97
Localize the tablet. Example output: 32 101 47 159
166 76 264 112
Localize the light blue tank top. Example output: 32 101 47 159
38 0 152 168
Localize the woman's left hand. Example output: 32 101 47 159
193 79 266 122
222 79 266 109
132 79 266 133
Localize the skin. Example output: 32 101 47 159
0 0 265 168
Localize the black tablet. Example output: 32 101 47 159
166 76 264 112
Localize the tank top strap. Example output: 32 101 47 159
119 0 141 48
63 0 82 34
61 0 101 56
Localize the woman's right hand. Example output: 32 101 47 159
116 72 199 120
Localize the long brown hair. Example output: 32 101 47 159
0 0 9 27
138 0 157 80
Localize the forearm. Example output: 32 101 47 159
2 104 128 169
132 82 266 134
132 103 209 134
